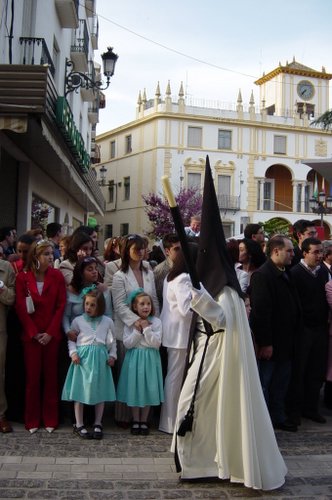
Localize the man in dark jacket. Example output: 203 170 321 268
250 235 302 432
289 237 329 424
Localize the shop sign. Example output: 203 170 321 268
56 97 90 173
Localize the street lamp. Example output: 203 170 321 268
98 165 119 187
309 191 332 227
98 165 112 186
65 47 118 96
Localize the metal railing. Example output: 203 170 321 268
19 37 55 77
71 19 89 58
217 194 240 212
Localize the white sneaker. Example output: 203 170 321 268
45 427 55 433
29 428 38 434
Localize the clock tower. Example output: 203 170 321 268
254 57 332 118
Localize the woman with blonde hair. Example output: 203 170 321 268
15 240 66 433
112 234 159 426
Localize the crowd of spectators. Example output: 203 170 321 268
0 219 331 437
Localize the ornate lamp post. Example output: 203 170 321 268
65 47 118 96
309 191 332 227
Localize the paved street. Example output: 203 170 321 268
0 407 332 499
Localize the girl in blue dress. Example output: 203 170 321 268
62 289 116 440
117 289 164 435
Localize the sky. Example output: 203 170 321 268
94 0 332 134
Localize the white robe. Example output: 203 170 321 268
172 286 287 491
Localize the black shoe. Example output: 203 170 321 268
140 422 150 436
92 424 103 440
131 421 140 435
73 425 92 439
273 421 298 432
302 413 327 424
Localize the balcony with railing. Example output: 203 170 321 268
217 194 240 213
91 143 101 164
88 104 99 124
80 60 96 101
0 38 57 121
0 64 55 119
70 19 89 72
55 0 79 28
20 37 55 77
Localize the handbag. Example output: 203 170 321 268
26 294 35 314
24 272 35 314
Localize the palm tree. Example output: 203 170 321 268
311 110 332 130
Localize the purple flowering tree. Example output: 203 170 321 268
142 187 202 239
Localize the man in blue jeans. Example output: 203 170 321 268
249 235 302 432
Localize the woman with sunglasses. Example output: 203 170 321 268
15 240 66 433
111 234 159 426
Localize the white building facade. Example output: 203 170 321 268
95 60 332 240
0 0 107 235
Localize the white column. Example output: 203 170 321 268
292 181 299 212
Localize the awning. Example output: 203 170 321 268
0 116 27 133
301 158 332 184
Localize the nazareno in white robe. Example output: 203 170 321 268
172 285 287 490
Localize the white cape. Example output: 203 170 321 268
172 286 287 490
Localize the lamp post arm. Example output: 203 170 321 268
65 60 111 96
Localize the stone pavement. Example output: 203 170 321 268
0 409 332 499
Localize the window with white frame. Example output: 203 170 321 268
304 183 312 213
187 127 202 147
187 172 201 191
124 176 130 200
110 140 116 159
105 224 113 239
217 175 231 196
273 135 286 155
222 222 233 239
263 180 275 210
120 223 129 236
125 135 132 154
218 129 232 150
217 175 232 209
108 182 115 203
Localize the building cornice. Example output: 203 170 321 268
97 111 332 141
255 66 332 85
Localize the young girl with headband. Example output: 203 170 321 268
62 289 116 439
117 289 164 435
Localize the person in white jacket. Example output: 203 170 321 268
159 248 195 434
111 234 159 426
117 290 163 435
62 289 116 440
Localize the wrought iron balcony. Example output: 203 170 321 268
217 194 240 213
19 37 55 77
91 143 101 164
88 104 99 124
70 19 89 71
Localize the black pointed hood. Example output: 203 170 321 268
196 155 243 298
